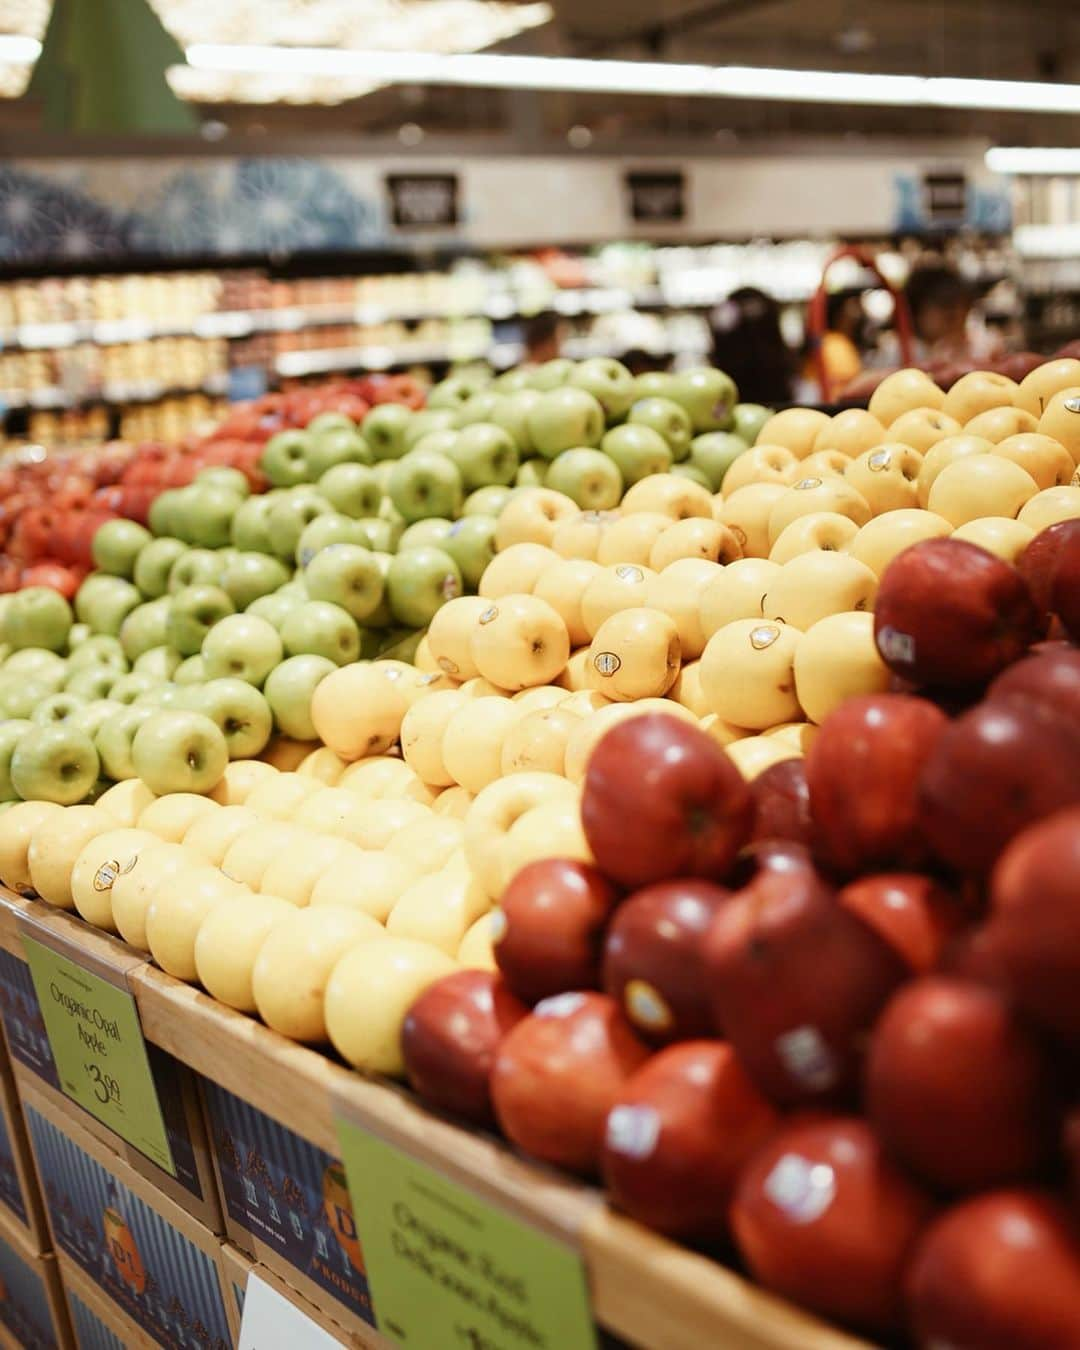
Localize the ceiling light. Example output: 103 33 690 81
987 146 1080 174
0 35 41 63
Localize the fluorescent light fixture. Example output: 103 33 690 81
185 45 1080 113
987 146 1080 174
0 35 41 63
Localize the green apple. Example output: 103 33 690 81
0 675 53 720
64 667 116 701
135 684 186 708
732 402 772 445
295 514 365 569
80 577 141 637
601 424 673 486
32 692 85 726
277 578 308 600
317 463 382 520
362 404 413 461
402 409 456 453
260 430 312 488
670 463 714 490
373 461 395 496
119 599 171 663
528 387 605 459
69 699 122 740
148 488 185 538
109 672 159 705
168 549 223 594
568 357 636 422
267 490 332 561
399 519 453 552
442 515 496 590
303 545 385 624
10 724 99 805
230 495 277 553
411 429 459 460
352 518 397 552
377 628 426 663
633 371 676 400
387 547 462 628
201 613 283 686
173 656 206 686
196 465 251 498
452 390 502 429
464 485 514 517
448 423 519 489
668 367 738 433
130 710 228 795
377 497 406 543
92 519 152 578
515 461 547 488
0 721 30 800
67 624 90 648
220 552 292 610
263 654 336 741
491 389 542 455
95 705 156 780
74 574 119 624
492 366 533 393
134 646 182 680
190 679 273 759
359 552 394 629
528 358 574 391
388 452 464 524
307 411 355 437
280 601 360 666
427 368 492 411
133 537 187 599
2 648 66 681
3 587 72 652
247 592 305 632
628 397 693 461
688 431 750 490
306 427 373 480
546 448 623 510
67 634 128 674
166 585 236 657
176 483 243 550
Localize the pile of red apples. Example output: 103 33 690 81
402 521 1080 1349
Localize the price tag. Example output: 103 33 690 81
19 922 175 1177
239 1272 345 1349
336 1119 597 1350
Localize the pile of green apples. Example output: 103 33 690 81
0 356 764 809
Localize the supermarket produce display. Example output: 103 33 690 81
0 349 1079 1348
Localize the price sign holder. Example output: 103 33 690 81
239 1271 346 1350
16 910 175 1178
335 1099 598 1350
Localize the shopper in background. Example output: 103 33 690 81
522 311 563 365
709 287 794 405
905 263 1001 366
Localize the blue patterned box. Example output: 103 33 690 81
202 1081 374 1332
0 1211 69 1350
22 1087 231 1350
65 1284 128 1350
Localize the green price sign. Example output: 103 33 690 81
22 934 175 1176
336 1119 597 1350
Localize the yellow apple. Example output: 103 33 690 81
721 444 800 495
254 905 384 1042
668 660 710 716
500 705 581 776
550 510 616 561
28 806 110 909
294 786 370 836
511 685 568 712
555 647 595 693
470 595 570 691
531 559 602 648
699 558 781 637
717 482 788 559
993 434 1075 490
560 689 610 717
325 937 457 1075
1037 387 1080 465
477 542 558 599
432 785 473 819
413 635 439 674
812 408 887 459
401 689 472 787
964 406 1038 443
463 771 577 898
649 518 741 571
295 747 347 785
457 675 511 698
145 865 250 982
586 608 680 703
344 798 431 851
766 722 818 753
792 610 890 724
563 699 697 785
338 755 434 801
942 370 1019 424
208 758 278 805
459 912 498 969
258 834 352 907
650 558 719 660
844 444 923 514
869 368 946 425
194 893 296 1011
422 596 485 681
580 562 657 637
699 713 750 749
111 841 190 948
596 512 674 568
138 793 219 843
182 804 258 866
310 662 410 761
848 509 953 577
386 870 488 956
927 456 1039 526
309 847 421 920
494 487 579 550
70 828 157 930
756 407 831 458
1017 485 1080 532
1016 358 1080 418
762 551 878 630
245 773 320 819
95 780 156 827
888 406 962 453
496 799 593 893
621 473 713 520
385 814 465 874
726 736 800 780
799 450 851 481
767 478 871 547
443 697 525 794
768 512 860 564
260 737 318 772
222 821 308 889
700 619 803 730
374 660 454 708
952 516 1036 564
916 434 994 506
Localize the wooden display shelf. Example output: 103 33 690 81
0 887 874 1350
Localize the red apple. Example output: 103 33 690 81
730 1117 934 1335
805 694 948 876
906 1191 1080 1349
602 879 731 1044
838 874 963 974
401 971 527 1125
918 699 1080 877
988 647 1080 732
705 863 905 1106
581 714 752 888
494 859 619 1006
1066 1109 1080 1219
601 1041 779 1243
490 992 650 1175
1017 519 1080 617
1051 531 1080 642
874 538 1041 688
750 758 813 847
867 977 1058 1192
983 806 1080 1044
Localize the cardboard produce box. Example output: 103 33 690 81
0 1203 71 1350
0 1061 48 1250
61 1266 132 1350
217 1242 253 1348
